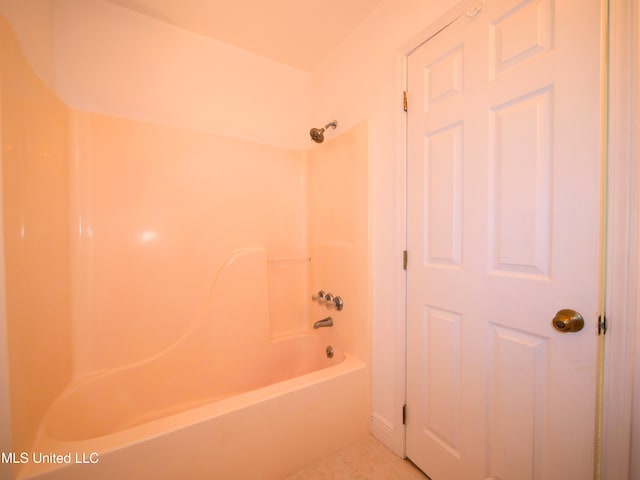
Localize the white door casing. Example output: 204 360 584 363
406 0 603 479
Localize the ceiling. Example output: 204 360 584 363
102 0 384 71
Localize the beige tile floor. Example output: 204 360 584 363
286 435 430 480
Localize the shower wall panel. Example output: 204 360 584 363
307 122 370 365
70 111 309 372
0 15 72 456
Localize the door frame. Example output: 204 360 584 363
392 1 638 478
601 1 639 479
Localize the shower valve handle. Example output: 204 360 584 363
312 290 326 303
325 295 343 311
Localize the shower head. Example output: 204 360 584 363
309 120 338 143
310 127 326 143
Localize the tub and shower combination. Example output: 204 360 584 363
1 9 371 478
3 99 372 479
19 249 368 480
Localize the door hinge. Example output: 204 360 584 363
403 404 407 425
403 91 408 112
403 250 408 270
598 314 607 335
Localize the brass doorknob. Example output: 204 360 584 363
552 309 584 333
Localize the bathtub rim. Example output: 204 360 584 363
21 353 365 479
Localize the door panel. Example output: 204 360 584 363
406 1 602 479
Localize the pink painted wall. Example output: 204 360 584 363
52 0 311 150
0 14 72 461
0 0 311 152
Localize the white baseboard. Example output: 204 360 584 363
371 411 404 457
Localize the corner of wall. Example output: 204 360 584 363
0 64 14 480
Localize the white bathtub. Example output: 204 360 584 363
16 249 370 479
19 351 368 480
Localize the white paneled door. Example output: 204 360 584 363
406 0 603 479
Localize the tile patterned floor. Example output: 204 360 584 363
285 435 430 480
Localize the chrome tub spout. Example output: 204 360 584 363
313 317 333 329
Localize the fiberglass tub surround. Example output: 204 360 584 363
19 110 369 479
1 11 371 477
